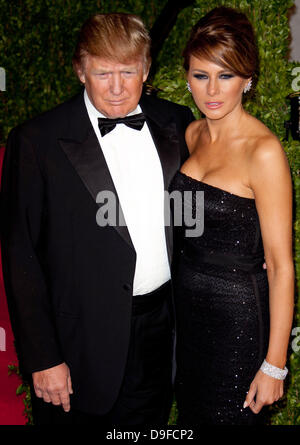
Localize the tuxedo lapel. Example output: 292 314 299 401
140 95 182 264
144 116 180 191
58 93 134 250
58 92 182 261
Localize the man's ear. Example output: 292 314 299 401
143 60 151 83
74 62 85 84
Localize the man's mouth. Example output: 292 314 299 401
107 99 127 105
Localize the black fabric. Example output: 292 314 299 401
98 113 146 137
31 282 173 426
169 171 270 425
0 91 194 417
182 241 265 273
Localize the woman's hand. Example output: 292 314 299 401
243 370 284 414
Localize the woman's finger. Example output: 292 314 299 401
243 383 257 409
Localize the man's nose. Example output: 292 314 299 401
110 74 123 96
207 78 219 96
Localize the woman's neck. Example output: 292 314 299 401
205 104 247 143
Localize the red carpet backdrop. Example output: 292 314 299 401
0 146 26 425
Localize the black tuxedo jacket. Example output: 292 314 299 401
0 90 194 415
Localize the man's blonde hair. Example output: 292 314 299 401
73 13 151 73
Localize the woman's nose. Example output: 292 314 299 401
207 78 219 96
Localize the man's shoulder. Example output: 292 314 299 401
11 91 84 139
140 92 193 117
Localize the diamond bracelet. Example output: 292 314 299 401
260 359 288 380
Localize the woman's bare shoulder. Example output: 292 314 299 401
185 119 206 154
253 128 283 159
245 115 284 158
246 118 290 187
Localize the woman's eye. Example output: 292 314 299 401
192 73 235 80
220 74 235 79
193 74 207 80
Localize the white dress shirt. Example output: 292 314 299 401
84 90 170 295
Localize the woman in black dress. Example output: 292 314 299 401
170 7 294 425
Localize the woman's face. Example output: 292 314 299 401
187 55 250 120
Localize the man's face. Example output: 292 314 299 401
77 55 149 118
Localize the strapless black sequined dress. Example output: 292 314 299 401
169 171 270 425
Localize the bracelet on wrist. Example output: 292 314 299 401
260 359 288 380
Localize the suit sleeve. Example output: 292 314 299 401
0 127 63 374
184 106 196 127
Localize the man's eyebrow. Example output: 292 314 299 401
92 66 138 72
120 66 138 70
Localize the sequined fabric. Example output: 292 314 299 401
170 171 270 425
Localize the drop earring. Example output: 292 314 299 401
243 79 252 94
187 82 192 93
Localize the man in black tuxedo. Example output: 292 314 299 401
1 13 194 425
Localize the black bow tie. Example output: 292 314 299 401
98 113 146 137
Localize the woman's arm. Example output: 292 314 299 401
244 136 294 414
